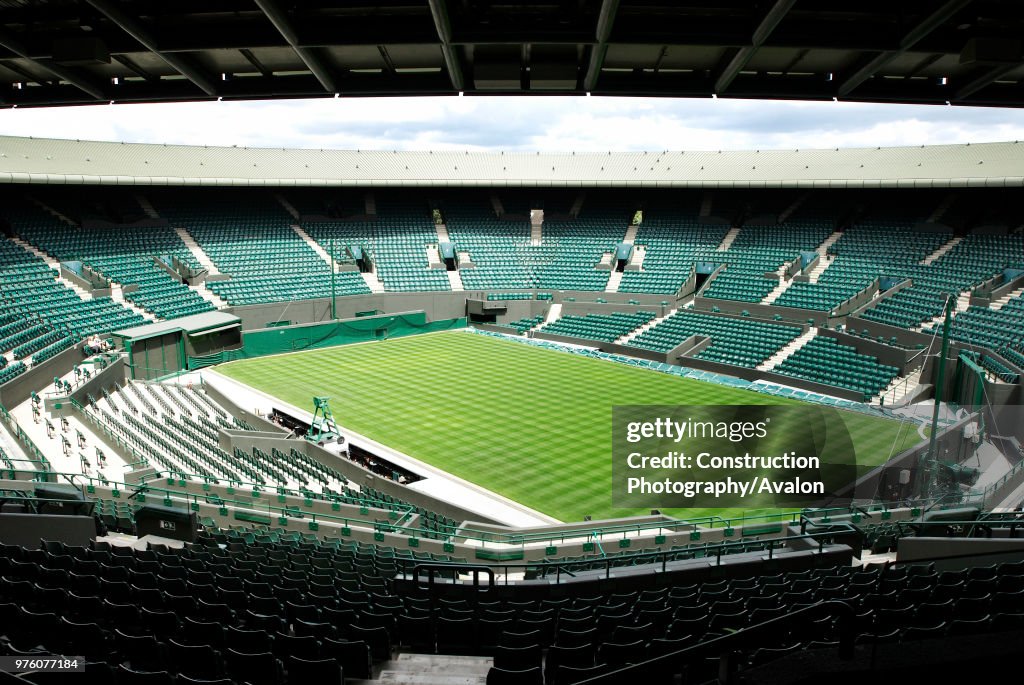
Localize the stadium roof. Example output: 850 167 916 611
1 1 1023 108
1 135 1023 188
112 310 240 342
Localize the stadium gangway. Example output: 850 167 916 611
393 529 852 584
0 468 870 554
0 464 936 550
0 468 489 545
0 403 52 472
894 517 1024 539
134 469 420 527
575 600 857 684
453 501 923 549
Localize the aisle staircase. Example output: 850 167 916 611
615 307 678 345
174 227 220 275
275 193 301 220
135 193 160 219
992 286 1024 311
921 235 962 265
352 653 492 685
872 367 925 407
544 303 562 325
757 328 817 372
716 227 740 251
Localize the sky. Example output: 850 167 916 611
1 96 1023 152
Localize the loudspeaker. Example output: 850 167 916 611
134 504 198 543
34 484 94 516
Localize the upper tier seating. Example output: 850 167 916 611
10 205 214 321
934 290 1024 365
154 191 371 305
864 232 1024 328
619 213 729 294
0 233 146 364
304 200 449 293
701 220 833 304
444 200 533 290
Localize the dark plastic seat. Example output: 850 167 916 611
114 629 165 671
544 643 596 685
493 644 542 671
273 632 321 660
226 626 273 653
285 656 343 685
553 662 609 685
397 613 435 652
599 639 646 667
321 637 372 680
486 666 544 685
167 639 224 680
436 616 476 655
224 649 282 685
116 665 175 685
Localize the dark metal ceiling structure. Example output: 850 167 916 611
0 1 1022 108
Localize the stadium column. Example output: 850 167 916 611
331 237 337 320
919 296 955 500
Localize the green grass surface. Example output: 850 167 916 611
216 331 924 523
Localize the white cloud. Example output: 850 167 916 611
1 96 1023 152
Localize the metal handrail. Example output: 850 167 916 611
576 600 857 684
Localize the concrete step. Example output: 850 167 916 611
991 286 1024 310
921 235 962 265
110 284 159 321
189 283 230 310
30 197 76 227
762 269 793 304
872 368 924 407
757 328 817 372
928 193 958 224
435 223 451 243
778 191 811 223
489 193 504 218
364 653 491 685
569 191 586 218
446 270 464 291
174 227 220 275
605 270 623 293
543 303 562 325
630 245 647 270
716 226 740 251
426 245 442 268
135 193 160 219
699 191 713 217
530 217 543 246
362 271 386 293
292 224 342 271
807 254 835 284
623 223 639 244
275 193 301 220
616 308 678 345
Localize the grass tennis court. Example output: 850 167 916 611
216 331 924 523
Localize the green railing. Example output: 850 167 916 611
0 467 938 553
136 469 418 524
68 397 149 468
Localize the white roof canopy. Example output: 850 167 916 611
0 136 1022 189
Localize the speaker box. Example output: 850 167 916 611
34 483 94 516
134 504 198 543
